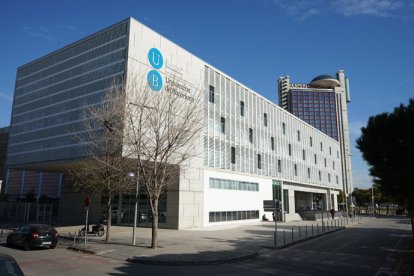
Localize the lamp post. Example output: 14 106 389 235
128 171 139 245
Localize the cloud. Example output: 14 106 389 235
273 0 322 21
23 26 53 40
332 0 404 17
0 92 13 102
272 0 408 20
23 25 84 41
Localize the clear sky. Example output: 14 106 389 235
1 0 413 189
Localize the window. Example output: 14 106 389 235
302 149 306 160
249 128 253 143
329 146 332 155
324 158 327 167
297 130 300 141
282 122 286 135
328 173 331 182
310 136 313 147
264 113 268 127
294 164 297 176
278 159 282 173
271 137 275 150
336 175 339 184
288 144 292 156
220 117 225 134
319 171 321 181
320 142 323 151
333 161 335 170
307 168 311 178
257 154 262 169
209 85 215 103
314 154 317 164
240 101 245 116
231 147 235 164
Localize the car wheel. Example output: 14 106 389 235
97 229 105 237
23 240 31 251
50 244 57 249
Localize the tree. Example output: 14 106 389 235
356 98 414 235
67 83 133 242
121 74 203 248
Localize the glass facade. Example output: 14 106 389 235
7 22 128 166
287 90 338 141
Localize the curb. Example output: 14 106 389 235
126 252 260 266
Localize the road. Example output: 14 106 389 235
1 217 412 275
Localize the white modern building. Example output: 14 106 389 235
6 18 344 229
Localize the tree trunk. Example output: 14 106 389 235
106 193 112 242
151 199 159 248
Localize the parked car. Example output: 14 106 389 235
0 253 24 275
6 224 58 251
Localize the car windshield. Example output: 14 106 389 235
0 260 24 276
35 225 55 234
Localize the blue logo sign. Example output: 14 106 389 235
148 48 163 69
147 70 163 92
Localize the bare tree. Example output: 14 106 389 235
122 74 204 248
67 83 133 242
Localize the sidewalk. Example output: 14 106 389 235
58 216 367 265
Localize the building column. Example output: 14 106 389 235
288 189 295 214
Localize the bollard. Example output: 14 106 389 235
283 229 286 246
291 228 294 242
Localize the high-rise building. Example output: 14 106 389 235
278 71 353 196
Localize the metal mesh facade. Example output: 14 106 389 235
204 66 342 190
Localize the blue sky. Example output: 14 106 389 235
1 0 413 189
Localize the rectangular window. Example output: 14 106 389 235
209 85 215 103
278 159 282 173
282 122 286 135
328 173 331 182
324 158 327 167
319 171 322 181
271 137 275 150
264 113 268 127
329 146 332 155
249 128 253 143
297 130 300 141
240 101 245 116
288 144 292 156
231 147 235 164
258 154 262 169
320 142 323 151
307 168 311 178
314 154 317 164
336 175 339 184
294 164 297 176
302 149 306 160
220 117 225 134
333 161 335 170
310 136 313 147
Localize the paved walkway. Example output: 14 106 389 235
56 216 367 265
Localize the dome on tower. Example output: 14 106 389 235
309 75 340 88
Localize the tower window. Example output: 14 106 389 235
249 128 253 143
231 147 235 164
271 137 275 150
240 101 245 116
278 159 282 173
264 113 268 127
220 117 225 134
258 154 262 169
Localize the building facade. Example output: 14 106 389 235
278 73 353 198
6 18 344 229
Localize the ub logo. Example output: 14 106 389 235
147 48 163 91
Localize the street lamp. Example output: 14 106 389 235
128 171 139 245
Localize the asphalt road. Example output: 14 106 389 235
1 217 412 275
